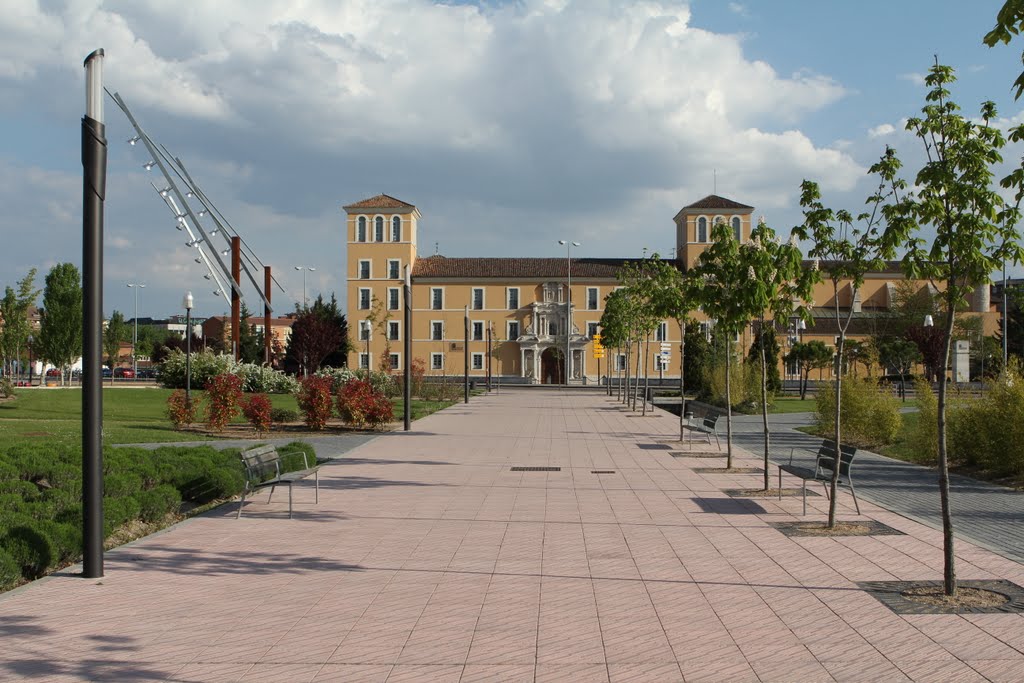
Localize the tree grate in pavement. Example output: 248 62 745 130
768 519 900 536
591 470 616 474
637 443 673 450
693 467 765 474
859 579 1024 614
510 466 561 472
670 451 723 458
726 488 821 499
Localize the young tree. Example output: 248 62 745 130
619 259 663 414
985 1 1024 98
599 288 630 401
786 340 834 400
876 337 922 401
237 302 263 364
0 268 40 378
738 218 814 490
103 310 129 379
882 61 1024 596
310 293 351 368
793 152 907 526
37 263 82 385
287 304 343 376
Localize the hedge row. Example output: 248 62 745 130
0 441 316 592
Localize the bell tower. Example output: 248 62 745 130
673 195 755 269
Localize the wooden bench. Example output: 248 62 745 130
682 404 723 448
777 441 860 516
237 445 320 519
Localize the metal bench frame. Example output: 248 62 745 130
238 445 320 519
778 441 860 516
682 406 722 448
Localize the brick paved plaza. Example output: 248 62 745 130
2 389 1024 682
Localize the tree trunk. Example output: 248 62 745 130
800 366 809 400
679 321 686 442
828 335 845 528
725 337 733 469
759 322 771 490
938 302 957 596
642 334 650 416
633 339 642 411
622 343 630 404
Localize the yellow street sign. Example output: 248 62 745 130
593 351 605 359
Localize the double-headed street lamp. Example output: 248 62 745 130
127 282 145 378
558 240 581 385
294 265 316 309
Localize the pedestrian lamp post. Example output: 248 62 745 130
558 239 581 385
362 321 371 370
27 334 33 386
127 282 145 379
924 314 935 383
183 291 193 404
294 265 316 309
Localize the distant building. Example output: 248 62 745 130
200 315 294 356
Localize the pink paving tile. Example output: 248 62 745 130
312 664 393 682
167 661 254 682
240 662 322 682
822 659 913 682
460 664 535 682
607 662 685 682
383 664 464 682
966 659 1024 682
535 663 611 682
891 659 991 682
677 657 759 683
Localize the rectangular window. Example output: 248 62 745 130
549 321 558 336
507 288 519 310
388 259 400 279
472 288 484 310
700 321 712 341
786 357 800 377
508 321 520 340
656 322 668 342
359 320 371 341
358 288 371 310
472 353 484 370
358 260 371 279
431 352 443 370
359 353 370 369
587 322 599 338
388 321 400 341
587 287 599 310
389 353 400 370
388 288 400 310
357 217 367 242
374 217 384 242
431 288 443 310
472 321 484 341
391 217 401 242
431 321 444 341
616 354 626 371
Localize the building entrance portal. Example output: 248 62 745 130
540 348 564 384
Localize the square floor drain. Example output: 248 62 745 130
637 443 672 450
859 580 1024 614
591 470 616 474
510 466 561 472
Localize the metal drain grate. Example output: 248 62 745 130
637 443 672 450
510 466 561 472
591 470 616 474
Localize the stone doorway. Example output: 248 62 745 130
541 348 564 384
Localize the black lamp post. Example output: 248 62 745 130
184 291 193 404
27 334 33 386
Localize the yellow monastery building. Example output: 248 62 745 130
344 194 999 384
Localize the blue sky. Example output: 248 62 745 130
1 0 1021 319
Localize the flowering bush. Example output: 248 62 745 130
337 379 394 429
166 389 198 429
314 366 358 394
204 373 244 432
297 376 335 430
242 393 273 436
315 366 398 397
159 350 296 394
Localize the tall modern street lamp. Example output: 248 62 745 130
558 240 581 385
183 291 193 404
127 282 145 378
294 265 316 309
27 334 34 386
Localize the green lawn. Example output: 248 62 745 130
769 397 817 414
0 387 455 448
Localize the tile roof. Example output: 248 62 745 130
681 195 754 211
343 194 416 211
412 256 639 279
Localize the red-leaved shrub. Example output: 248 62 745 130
242 393 273 435
205 372 244 432
297 376 334 430
337 379 394 429
166 389 198 429
410 357 427 396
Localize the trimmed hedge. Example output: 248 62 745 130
0 440 317 592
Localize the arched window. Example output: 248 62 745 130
357 216 367 242
697 216 708 243
374 216 385 242
391 215 401 242
731 216 742 242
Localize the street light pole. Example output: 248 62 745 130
558 240 581 385
294 265 316 309
464 305 470 403
183 291 193 404
127 282 145 378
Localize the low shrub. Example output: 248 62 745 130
815 377 902 447
242 394 273 435
235 363 298 394
159 350 297 393
270 407 299 423
945 364 1024 478
297 376 335 430
205 373 244 432
137 484 182 523
0 377 15 399
166 390 199 429
0 521 55 579
337 379 394 429
0 548 20 591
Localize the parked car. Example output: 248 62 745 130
114 368 135 379
101 367 113 378
45 369 61 377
